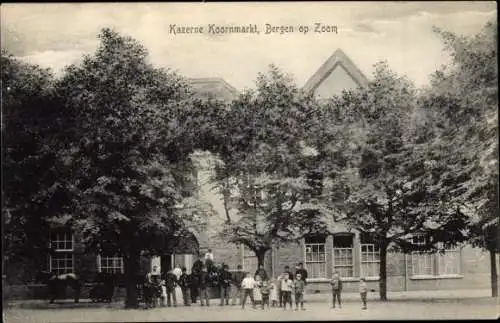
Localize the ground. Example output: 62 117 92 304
4 290 499 322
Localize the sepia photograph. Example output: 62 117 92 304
1 1 498 322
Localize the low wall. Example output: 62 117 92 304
304 273 492 294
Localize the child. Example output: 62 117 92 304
253 274 263 306
330 271 342 309
293 273 306 311
269 277 278 307
241 272 256 309
280 273 293 310
260 280 272 310
359 278 368 310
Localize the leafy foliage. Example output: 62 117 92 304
316 61 469 300
52 29 211 260
2 51 68 270
212 66 330 264
423 21 498 296
423 21 498 212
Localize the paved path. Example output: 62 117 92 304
4 289 499 322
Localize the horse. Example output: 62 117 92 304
35 271 82 304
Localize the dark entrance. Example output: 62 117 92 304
161 255 173 273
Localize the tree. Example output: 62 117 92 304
2 51 72 282
212 66 330 268
316 62 468 301
423 20 498 297
53 28 211 308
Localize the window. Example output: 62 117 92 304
242 245 258 274
360 242 380 278
411 253 435 276
98 256 124 273
49 231 74 275
410 236 462 277
304 235 327 278
438 248 461 275
51 231 73 251
333 234 354 278
411 235 434 276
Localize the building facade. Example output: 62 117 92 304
3 49 495 299
191 49 496 294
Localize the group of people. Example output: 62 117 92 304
143 249 369 310
237 263 309 311
143 249 231 308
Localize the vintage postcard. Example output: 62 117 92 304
2 2 498 322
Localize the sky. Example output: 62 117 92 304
1 2 497 91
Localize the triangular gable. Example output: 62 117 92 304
303 49 369 98
189 77 240 103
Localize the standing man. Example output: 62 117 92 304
231 264 245 306
192 253 204 276
191 253 204 303
198 265 210 306
254 263 268 281
164 267 178 307
189 269 199 304
178 267 191 306
330 271 343 309
146 265 162 308
218 264 232 306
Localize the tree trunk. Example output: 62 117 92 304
222 181 231 223
256 250 267 269
124 250 141 309
489 248 498 298
379 244 388 301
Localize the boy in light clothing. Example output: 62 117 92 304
280 273 293 310
359 278 368 310
293 273 306 311
241 272 256 309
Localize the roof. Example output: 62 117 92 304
188 77 240 103
302 49 369 94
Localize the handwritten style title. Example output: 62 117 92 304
168 23 338 35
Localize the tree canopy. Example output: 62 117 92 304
212 65 331 265
316 61 469 300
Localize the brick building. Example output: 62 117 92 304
190 49 496 294
3 49 496 299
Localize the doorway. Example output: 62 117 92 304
161 254 174 274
